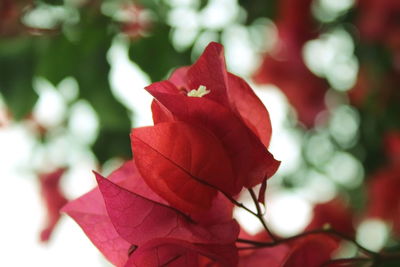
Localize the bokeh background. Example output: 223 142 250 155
1 0 399 266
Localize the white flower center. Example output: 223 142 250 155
187 85 210 97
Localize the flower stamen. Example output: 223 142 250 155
187 85 210 97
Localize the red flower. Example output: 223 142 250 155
63 161 239 266
282 234 339 267
253 0 328 127
349 67 400 108
305 198 355 238
132 42 280 214
0 0 32 36
384 131 400 164
119 4 151 40
367 165 400 237
39 168 68 242
239 233 339 267
357 0 400 54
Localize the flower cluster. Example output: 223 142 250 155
62 43 350 266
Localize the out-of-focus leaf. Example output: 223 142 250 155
93 128 131 163
75 13 132 161
37 11 132 162
239 0 277 23
381 259 400 267
0 38 38 120
128 24 192 82
36 35 78 85
40 0 64 5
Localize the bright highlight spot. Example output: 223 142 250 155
268 193 312 236
357 219 389 252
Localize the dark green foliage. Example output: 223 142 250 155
128 23 192 82
0 38 38 120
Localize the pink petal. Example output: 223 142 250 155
126 238 238 267
239 244 288 267
61 161 163 266
39 168 68 242
107 160 166 205
95 172 237 245
62 188 131 266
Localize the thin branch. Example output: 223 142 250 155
248 188 278 241
236 238 270 246
236 228 380 257
321 257 372 267
223 193 258 217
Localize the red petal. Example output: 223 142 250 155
144 88 280 191
283 234 339 267
239 244 288 267
257 179 267 205
166 42 230 107
169 66 190 89
131 122 236 213
63 161 239 266
62 188 131 266
151 100 175 124
62 161 158 265
39 168 68 242
114 162 239 240
95 172 237 245
126 238 238 267
107 160 167 205
227 73 272 148
306 198 355 238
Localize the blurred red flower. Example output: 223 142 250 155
239 232 339 267
366 165 400 237
63 161 239 266
253 0 328 127
119 4 151 39
384 131 400 164
357 0 400 55
39 168 68 242
349 68 400 108
305 198 355 238
366 132 400 237
0 0 33 36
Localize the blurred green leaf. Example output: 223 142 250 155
239 0 277 23
128 24 192 82
40 0 64 5
0 38 38 120
36 11 132 162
